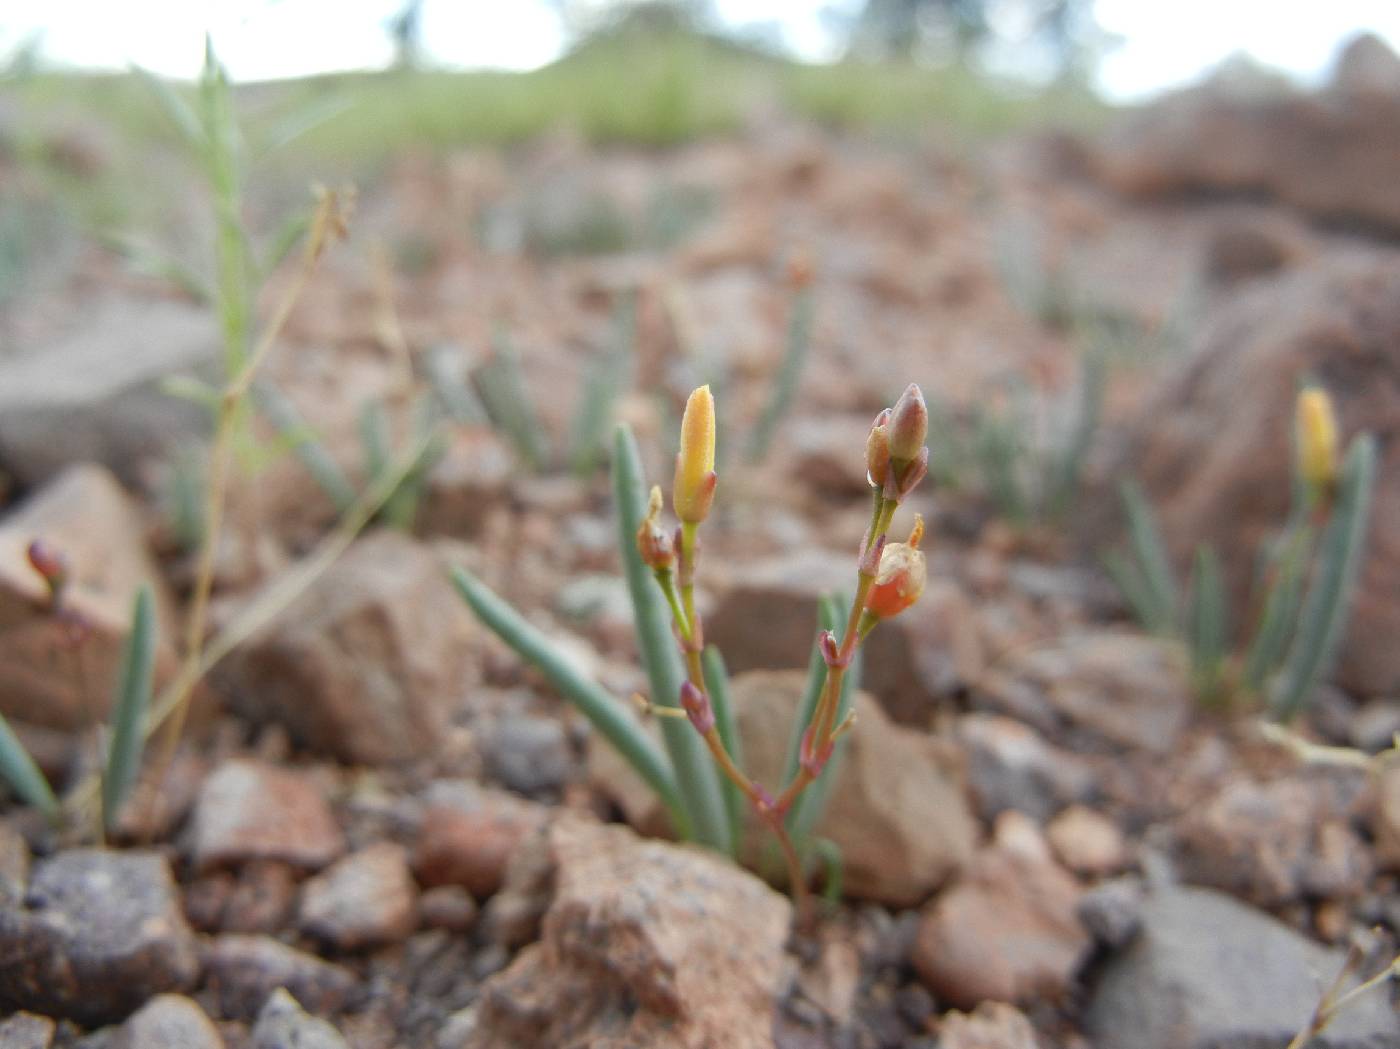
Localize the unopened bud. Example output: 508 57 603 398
887 383 927 464
674 385 718 524
679 680 714 734
863 515 926 621
1296 385 1338 495
26 540 69 604
866 408 891 489
636 486 675 570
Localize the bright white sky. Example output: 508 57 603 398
0 0 1397 101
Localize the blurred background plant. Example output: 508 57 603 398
1107 384 1376 719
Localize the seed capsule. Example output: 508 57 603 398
864 516 926 621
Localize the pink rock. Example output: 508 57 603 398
913 814 1090 1009
191 760 345 872
1047 806 1129 877
466 816 790 1049
299 842 418 950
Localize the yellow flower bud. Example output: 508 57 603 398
864 516 926 621
1296 385 1338 494
674 385 717 523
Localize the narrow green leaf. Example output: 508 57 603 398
746 283 813 463
425 345 489 426
252 382 356 512
1242 524 1312 692
451 567 687 829
812 836 844 904
161 375 222 411
613 424 731 852
1271 435 1377 721
975 412 1029 524
260 210 311 278
1186 545 1228 704
702 646 744 851
1120 479 1178 634
0 713 59 821
476 328 548 470
358 399 392 482
103 586 157 832
133 65 206 150
1046 345 1105 520
569 294 635 476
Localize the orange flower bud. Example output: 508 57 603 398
674 385 717 524
888 383 927 464
1296 385 1338 495
864 516 926 621
636 486 675 571
866 408 891 489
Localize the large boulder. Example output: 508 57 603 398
0 465 181 732
0 294 216 486
1092 258 1400 696
1085 883 1400 1049
0 850 200 1025
217 531 472 764
463 816 790 1049
1093 34 1400 234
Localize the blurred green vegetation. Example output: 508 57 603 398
8 24 1106 165
0 22 1107 300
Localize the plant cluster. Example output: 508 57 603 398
453 382 931 910
921 347 1104 530
1108 384 1376 718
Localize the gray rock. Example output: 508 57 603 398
204 935 356 1021
0 294 216 486
0 1012 55 1049
112 994 224 1049
484 715 573 795
958 713 1096 823
1085 884 1400 1049
250 988 350 1049
0 850 199 1025
1078 877 1144 950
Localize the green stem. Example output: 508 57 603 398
614 426 731 852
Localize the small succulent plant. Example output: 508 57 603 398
1108 383 1376 719
454 382 931 909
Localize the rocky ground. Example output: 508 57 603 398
1 35 1399 1049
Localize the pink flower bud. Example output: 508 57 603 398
888 383 927 464
679 680 714 734
866 408 891 489
26 539 69 600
